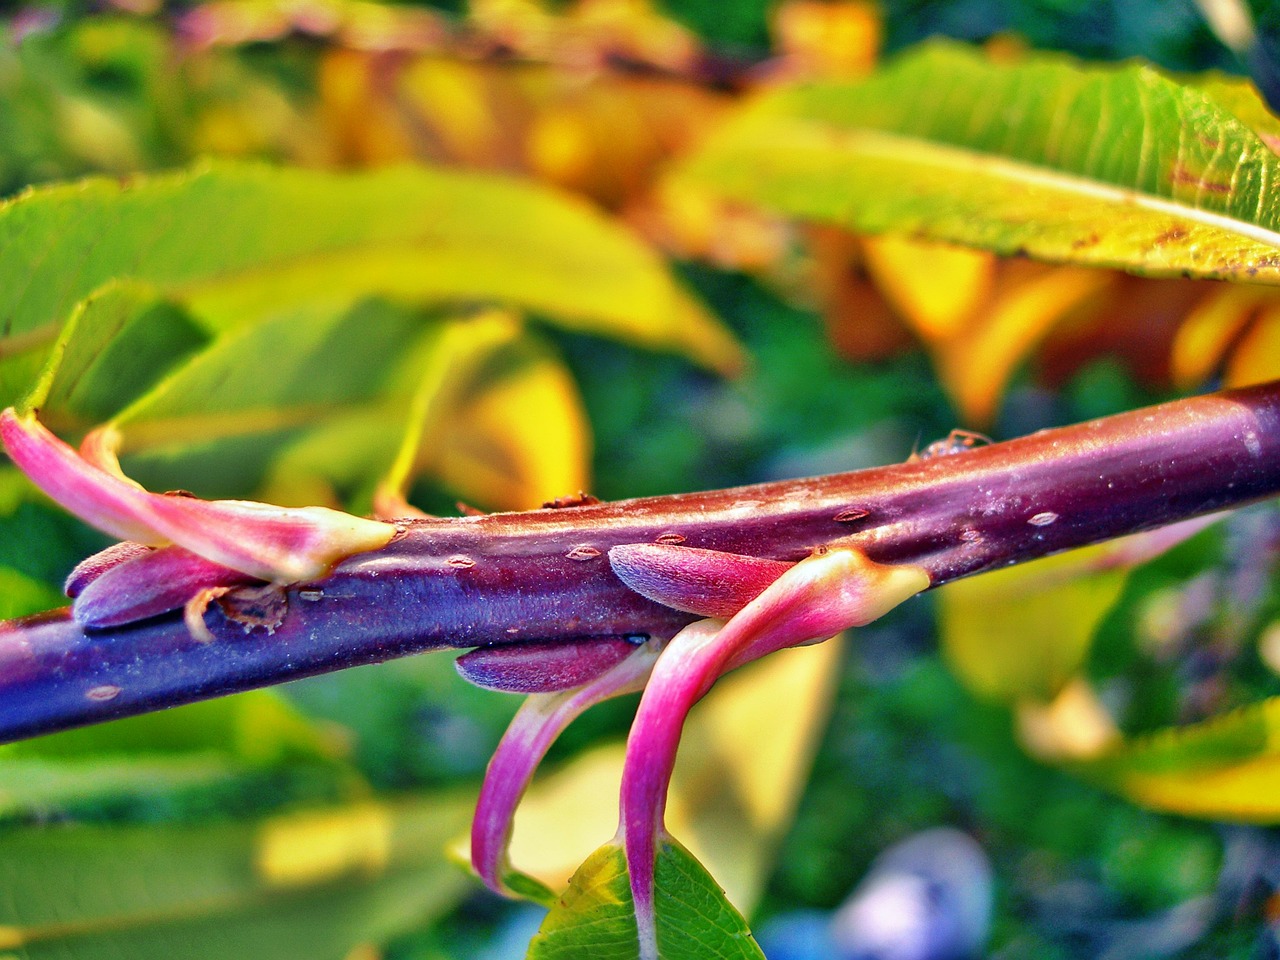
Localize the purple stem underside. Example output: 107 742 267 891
2 380 1279 743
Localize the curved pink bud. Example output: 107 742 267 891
471 639 660 897
1 408 396 583
64 541 155 598
456 638 643 694
620 550 930 960
608 543 793 617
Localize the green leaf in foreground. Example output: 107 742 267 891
0 160 743 410
0 794 474 960
676 41 1280 283
528 838 763 960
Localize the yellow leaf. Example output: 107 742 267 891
435 336 592 511
939 542 1129 702
1170 284 1270 388
1226 301 1280 387
398 58 507 168
1079 698 1280 822
859 235 994 342
938 263 1116 425
1015 677 1120 762
256 804 393 887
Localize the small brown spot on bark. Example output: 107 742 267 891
834 508 870 523
566 545 602 561
1070 233 1100 250
543 492 601 509
655 532 686 545
217 584 288 634
87 684 121 702
446 555 476 569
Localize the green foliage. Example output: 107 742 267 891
678 41 1280 283
0 5 1278 960
2 161 738 412
0 794 474 960
528 839 763 960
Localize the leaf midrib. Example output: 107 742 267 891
728 115 1280 250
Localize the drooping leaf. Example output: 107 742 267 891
859 243 1117 423
0 793 474 960
1077 697 1280 821
488 641 843 914
675 41 1280 284
526 837 764 960
0 161 742 413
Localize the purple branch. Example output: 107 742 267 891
3 380 1279 743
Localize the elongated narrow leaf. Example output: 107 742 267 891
0 161 742 410
0 794 474 960
527 838 764 960
677 41 1280 283
0 754 250 820
1077 697 1280 821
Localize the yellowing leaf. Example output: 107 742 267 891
1170 284 1272 388
859 235 994 341
676 41 1280 285
1225 302 1280 386
0 162 743 417
939 542 1130 702
1078 698 1280 822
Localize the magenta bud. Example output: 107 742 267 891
456 638 641 693
1 407 396 583
608 543 793 617
72 545 254 629
64 541 155 598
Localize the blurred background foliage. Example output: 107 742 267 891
1 0 1280 958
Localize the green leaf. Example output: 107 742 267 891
28 279 210 427
0 793 474 960
5 688 348 765
676 41 1280 283
1076 697 1280 821
0 465 107 616
0 754 246 821
527 838 764 960
0 161 742 411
